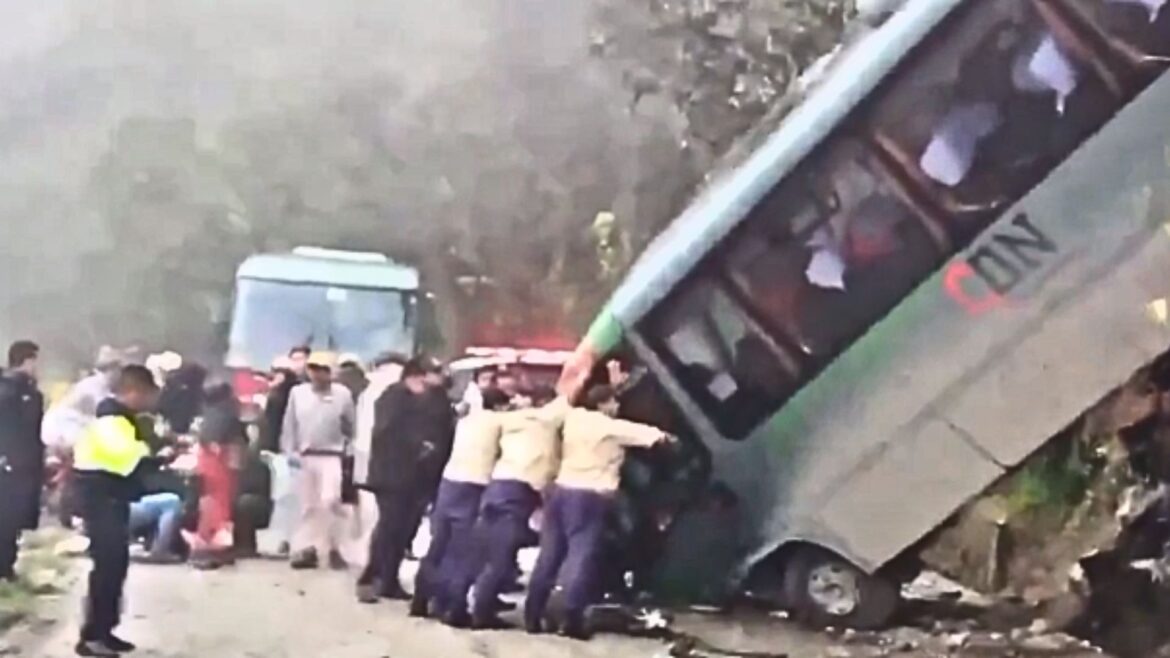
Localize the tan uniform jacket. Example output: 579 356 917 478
556 408 665 493
442 410 504 485
490 397 569 491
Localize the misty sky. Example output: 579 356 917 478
0 0 689 363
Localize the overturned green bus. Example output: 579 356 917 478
560 0 1170 628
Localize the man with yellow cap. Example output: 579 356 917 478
282 352 356 570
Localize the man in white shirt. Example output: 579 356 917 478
459 367 497 415
282 352 355 570
346 354 404 581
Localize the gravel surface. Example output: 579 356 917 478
5 534 1108 658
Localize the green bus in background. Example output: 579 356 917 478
559 0 1170 628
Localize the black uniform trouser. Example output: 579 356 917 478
358 487 426 594
80 495 130 642
0 472 39 579
0 507 19 580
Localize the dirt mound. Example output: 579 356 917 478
919 360 1170 657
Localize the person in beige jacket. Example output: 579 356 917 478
410 388 511 619
456 387 568 629
524 383 671 639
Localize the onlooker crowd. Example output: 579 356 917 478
0 338 682 655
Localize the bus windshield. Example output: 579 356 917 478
228 278 416 369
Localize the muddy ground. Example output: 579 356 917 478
4 547 1105 658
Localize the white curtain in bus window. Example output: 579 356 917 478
1071 0 1169 62
1114 0 1167 18
725 142 940 360
919 102 1002 188
653 281 795 438
867 0 1120 242
804 227 847 290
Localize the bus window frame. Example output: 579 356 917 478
1054 0 1170 85
859 0 1130 248
640 272 805 440
716 136 949 365
1032 0 1127 97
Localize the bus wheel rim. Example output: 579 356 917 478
807 563 860 616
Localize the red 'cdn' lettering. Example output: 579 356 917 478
944 261 1004 315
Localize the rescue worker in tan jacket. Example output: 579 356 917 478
524 383 671 639
457 387 568 629
410 387 511 620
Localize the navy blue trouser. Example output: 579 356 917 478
468 480 540 620
413 479 485 614
525 487 613 626
80 493 131 642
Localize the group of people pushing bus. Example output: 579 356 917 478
357 357 674 639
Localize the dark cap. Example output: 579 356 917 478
481 388 511 411
582 384 616 411
401 358 427 379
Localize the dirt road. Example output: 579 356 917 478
7 544 1105 658
17 557 823 658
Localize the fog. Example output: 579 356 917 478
0 0 697 370
0 1 850 374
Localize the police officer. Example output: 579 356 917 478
72 365 159 657
462 387 567 630
0 341 45 582
411 387 511 622
524 384 670 639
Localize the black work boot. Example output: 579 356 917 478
380 583 410 601
523 614 544 635
290 549 319 570
560 610 593 641
471 615 515 631
74 639 119 657
104 633 137 652
356 581 381 604
442 608 471 629
408 592 431 618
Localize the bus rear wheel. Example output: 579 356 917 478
783 546 899 630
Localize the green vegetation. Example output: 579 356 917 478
0 529 73 633
0 581 35 632
1002 437 1095 520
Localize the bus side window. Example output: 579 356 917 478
866 0 1122 246
644 280 799 439
724 140 943 361
1062 0 1170 73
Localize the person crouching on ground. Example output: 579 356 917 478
524 384 672 639
187 380 247 569
283 352 356 570
72 365 161 657
411 387 511 620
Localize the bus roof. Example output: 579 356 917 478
237 251 420 290
605 0 961 327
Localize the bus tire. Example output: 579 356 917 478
783 546 899 630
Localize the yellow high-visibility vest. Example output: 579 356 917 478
73 415 148 477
